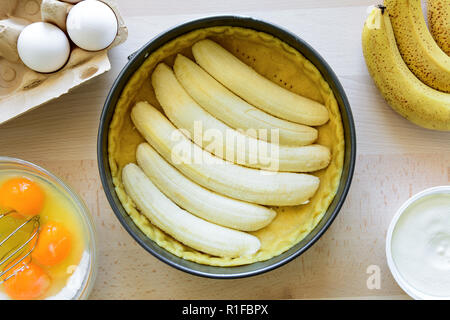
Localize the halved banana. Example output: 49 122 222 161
136 143 276 231
122 163 261 257
173 54 318 146
131 101 320 206
192 39 329 126
152 63 330 173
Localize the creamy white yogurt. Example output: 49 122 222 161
389 189 450 298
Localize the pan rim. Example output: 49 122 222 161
97 15 356 279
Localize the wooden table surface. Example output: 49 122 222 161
1 0 449 300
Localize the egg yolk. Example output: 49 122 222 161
1 258 51 300
0 178 45 217
32 222 72 266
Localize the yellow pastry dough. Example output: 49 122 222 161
108 26 344 267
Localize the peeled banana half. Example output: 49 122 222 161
131 101 320 206
192 39 330 126
152 63 331 173
427 0 450 56
362 6 450 131
173 53 318 146
122 163 261 258
385 0 450 93
136 142 276 231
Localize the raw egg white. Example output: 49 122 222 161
17 22 70 73
66 0 118 51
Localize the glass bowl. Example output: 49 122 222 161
0 156 97 300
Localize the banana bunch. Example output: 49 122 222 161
124 40 332 258
385 0 450 92
428 0 450 56
362 2 450 131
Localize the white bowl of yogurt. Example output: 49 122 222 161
386 186 450 300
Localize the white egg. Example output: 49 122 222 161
66 0 118 51
17 22 71 73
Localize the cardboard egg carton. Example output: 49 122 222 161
0 0 128 125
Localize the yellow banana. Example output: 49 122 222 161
122 163 261 257
427 0 450 56
173 54 318 146
136 143 276 231
152 63 330 172
191 39 330 126
362 6 450 131
385 0 450 92
131 101 320 206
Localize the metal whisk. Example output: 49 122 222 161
0 210 40 284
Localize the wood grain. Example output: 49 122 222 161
0 0 449 299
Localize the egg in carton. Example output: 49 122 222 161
0 0 127 125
